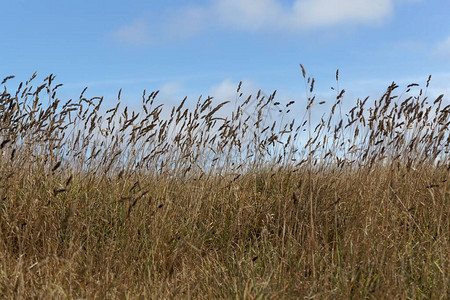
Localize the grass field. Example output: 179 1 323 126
0 68 448 299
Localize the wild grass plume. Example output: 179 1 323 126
0 67 448 299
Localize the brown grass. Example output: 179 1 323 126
0 67 448 299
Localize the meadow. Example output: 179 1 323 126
0 66 448 299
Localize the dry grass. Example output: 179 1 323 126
0 67 448 299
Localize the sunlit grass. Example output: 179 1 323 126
0 67 448 298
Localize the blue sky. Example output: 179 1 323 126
1 0 449 108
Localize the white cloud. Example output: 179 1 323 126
214 0 283 30
112 18 152 45
209 79 268 102
112 0 407 44
425 72 450 101
163 6 207 39
290 0 393 29
207 79 294 125
434 36 450 60
209 79 239 101
215 0 393 31
158 82 186 104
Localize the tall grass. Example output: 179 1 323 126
0 67 448 299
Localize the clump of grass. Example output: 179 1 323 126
0 67 448 299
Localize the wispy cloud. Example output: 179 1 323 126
112 0 405 45
163 6 206 39
434 36 450 60
112 18 152 45
289 0 393 29
208 78 274 103
208 79 241 101
215 0 394 31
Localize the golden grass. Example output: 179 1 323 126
0 68 448 299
